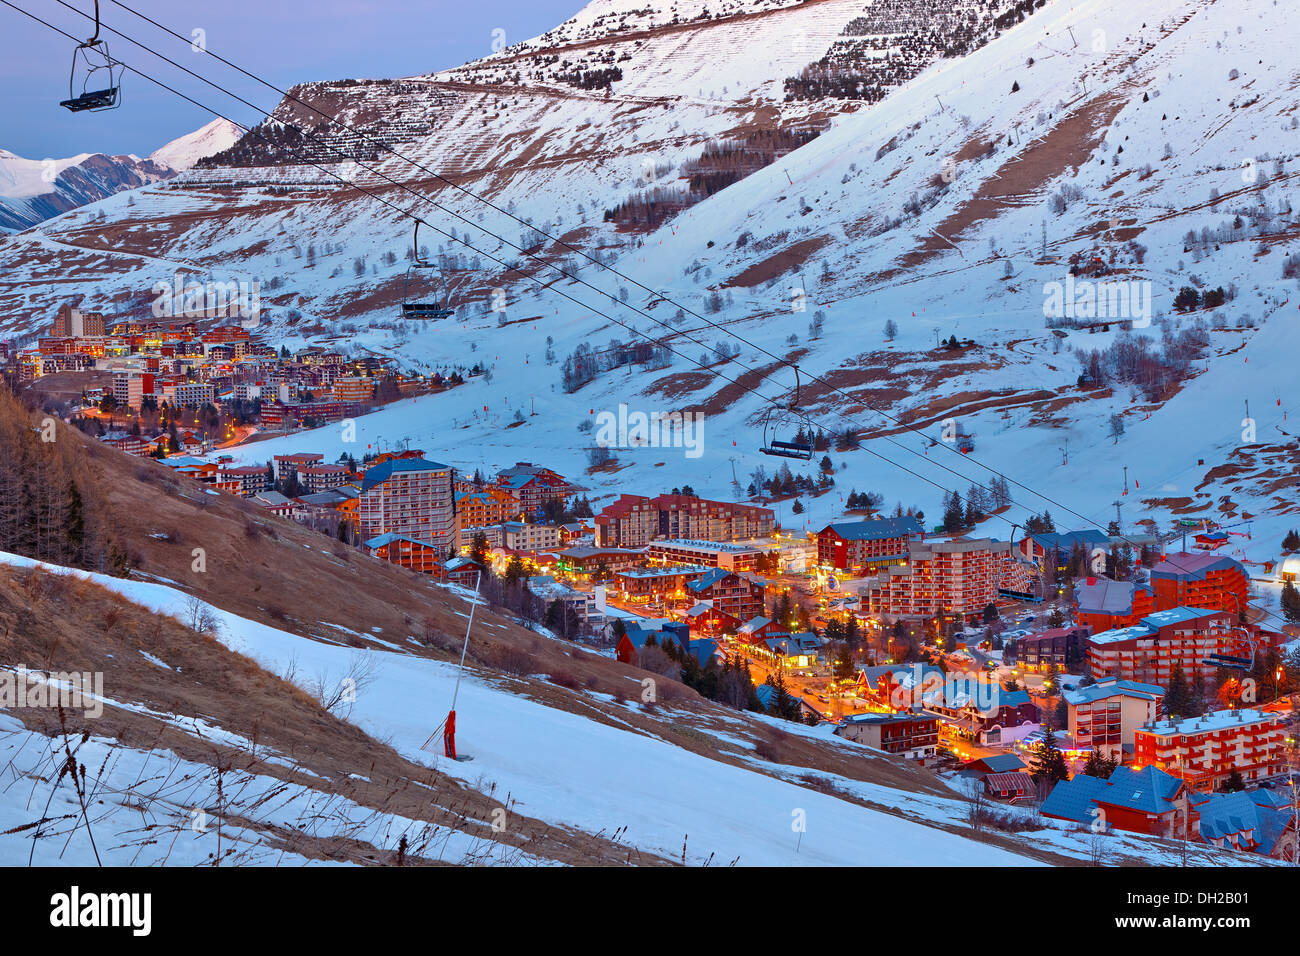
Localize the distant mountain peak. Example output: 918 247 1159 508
149 118 242 171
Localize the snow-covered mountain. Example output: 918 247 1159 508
1 0 1297 593
0 120 240 231
0 149 172 232
148 118 242 171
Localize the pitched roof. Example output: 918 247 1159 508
359 457 449 492
1040 774 1111 823
1029 530 1109 551
820 516 923 541
1150 551 1246 582
1064 678 1164 705
1096 765 1185 814
970 754 1028 774
984 772 1036 795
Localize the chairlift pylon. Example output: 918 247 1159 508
759 365 814 460
401 219 454 320
60 0 122 113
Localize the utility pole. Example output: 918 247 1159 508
1112 499 1123 533
1123 465 1129 495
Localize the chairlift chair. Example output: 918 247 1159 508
400 219 454 319
758 365 814 461
60 1 122 113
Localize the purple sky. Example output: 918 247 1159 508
0 0 586 159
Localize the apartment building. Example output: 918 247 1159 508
332 376 374 403
1064 678 1164 761
457 521 561 553
357 458 455 548
1135 709 1287 789
1074 576 1156 632
1087 607 1236 684
859 538 1011 619
216 465 272 498
112 371 155 410
1150 552 1250 621
816 517 924 574
51 304 106 337
644 538 763 572
456 487 522 530
166 382 215 408
1011 625 1093 672
595 493 774 548
298 464 351 493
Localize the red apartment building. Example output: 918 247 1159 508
1087 607 1237 685
1073 577 1156 632
859 538 1011 619
1150 552 1250 622
595 494 774 548
1135 708 1287 789
816 517 924 574
496 463 571 515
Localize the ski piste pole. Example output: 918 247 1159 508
445 570 482 759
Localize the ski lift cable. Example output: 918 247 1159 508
13 0 1294 632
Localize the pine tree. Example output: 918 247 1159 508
1029 726 1070 784
1282 580 1300 625
1283 529 1300 553
1164 661 1191 717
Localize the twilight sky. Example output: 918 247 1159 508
0 0 586 160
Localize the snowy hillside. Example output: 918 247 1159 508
0 549 1260 867
0 0 1296 607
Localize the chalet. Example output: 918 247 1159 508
1041 765 1201 838
440 556 485 588
612 565 708 604
816 516 923 574
736 616 787 643
250 490 297 518
623 620 691 657
833 712 939 760
1196 790 1299 859
964 754 1027 776
365 532 446 575
100 431 152 457
682 602 740 636
982 772 1037 801
685 567 766 621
